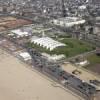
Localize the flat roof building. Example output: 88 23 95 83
19 52 32 61
52 17 85 27
11 29 30 38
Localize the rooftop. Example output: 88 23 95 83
31 37 66 51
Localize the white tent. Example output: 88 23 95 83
31 37 66 51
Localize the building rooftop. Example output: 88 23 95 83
11 29 30 37
52 17 85 27
31 37 66 51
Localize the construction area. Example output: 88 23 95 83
0 16 32 32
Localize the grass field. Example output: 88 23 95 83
27 38 95 58
57 38 95 57
84 54 100 74
86 54 100 65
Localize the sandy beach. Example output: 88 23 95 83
0 49 82 100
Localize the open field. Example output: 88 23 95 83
61 63 100 83
84 54 100 75
28 38 95 57
56 38 95 57
0 49 82 100
0 16 32 31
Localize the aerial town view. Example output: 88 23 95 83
0 0 100 100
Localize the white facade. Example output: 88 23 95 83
11 29 30 38
52 17 85 27
79 5 86 10
19 52 31 61
75 60 88 66
42 53 65 61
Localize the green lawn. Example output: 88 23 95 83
27 38 95 58
86 54 100 66
84 54 100 74
55 38 95 57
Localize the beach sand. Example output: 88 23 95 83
0 49 81 100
